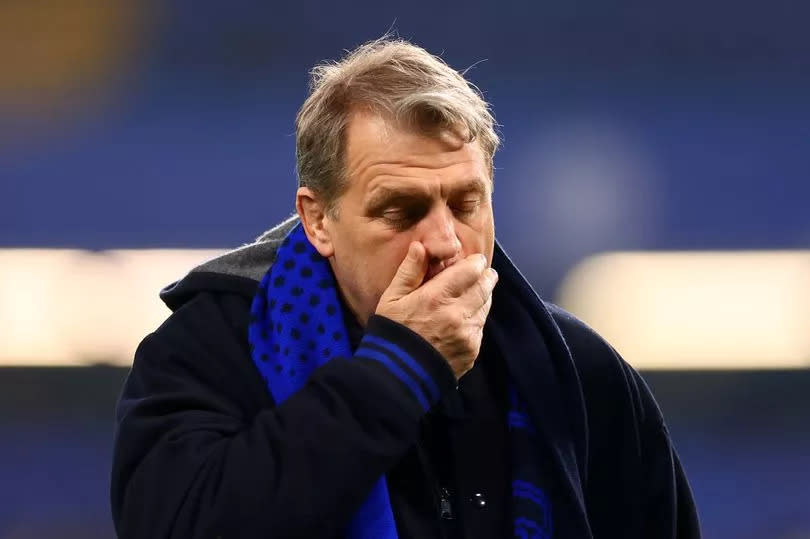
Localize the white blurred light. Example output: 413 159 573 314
556 251 810 369
2 248 809 369
0 248 223 366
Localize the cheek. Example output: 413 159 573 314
459 213 495 257
374 235 413 276
354 233 412 296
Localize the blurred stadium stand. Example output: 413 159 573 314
1 0 808 537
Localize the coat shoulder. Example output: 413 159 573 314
545 302 664 428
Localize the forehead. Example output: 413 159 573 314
343 111 489 192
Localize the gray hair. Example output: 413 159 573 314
295 36 500 216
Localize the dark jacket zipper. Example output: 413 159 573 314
439 486 455 521
415 419 457 538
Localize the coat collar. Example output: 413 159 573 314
490 241 593 537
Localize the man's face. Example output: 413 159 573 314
298 111 495 326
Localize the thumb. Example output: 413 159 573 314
385 242 427 299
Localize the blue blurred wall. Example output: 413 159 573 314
3 1 808 295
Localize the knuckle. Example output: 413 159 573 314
480 298 493 317
476 279 488 303
449 311 464 330
429 293 445 310
483 271 496 293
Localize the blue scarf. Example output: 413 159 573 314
248 224 552 538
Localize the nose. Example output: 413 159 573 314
421 206 462 269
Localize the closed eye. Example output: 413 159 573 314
452 199 481 214
450 194 484 218
380 204 429 230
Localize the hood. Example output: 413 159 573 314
160 215 299 311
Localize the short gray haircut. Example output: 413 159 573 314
295 36 500 215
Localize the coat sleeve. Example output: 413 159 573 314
110 305 456 539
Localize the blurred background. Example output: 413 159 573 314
1 0 809 537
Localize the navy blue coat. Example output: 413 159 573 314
111 218 700 538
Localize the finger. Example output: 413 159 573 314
475 293 494 325
458 266 498 313
424 253 488 298
384 242 427 300
462 295 493 340
465 294 492 346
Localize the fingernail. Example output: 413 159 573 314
488 267 498 281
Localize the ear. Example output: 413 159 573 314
296 187 335 258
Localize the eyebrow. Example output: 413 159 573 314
451 177 489 198
364 185 427 212
365 177 489 212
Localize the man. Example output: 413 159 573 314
111 38 700 538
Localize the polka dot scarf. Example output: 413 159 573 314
247 223 398 538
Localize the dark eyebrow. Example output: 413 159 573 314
451 177 489 197
365 177 490 213
365 186 431 213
